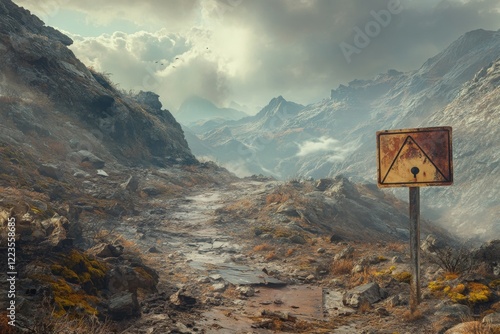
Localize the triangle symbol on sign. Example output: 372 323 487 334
383 136 448 184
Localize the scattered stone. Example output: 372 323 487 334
376 307 390 317
289 235 307 245
236 286 255 297
276 203 299 217
169 288 197 308
142 186 162 196
97 169 109 177
352 264 364 274
421 234 443 253
148 246 161 253
121 175 139 192
482 312 500 325
260 233 273 240
317 248 326 254
385 293 408 307
69 150 105 169
210 274 223 281
334 245 354 261
434 303 472 319
108 292 140 320
38 163 63 180
197 276 210 284
167 253 175 259
87 243 123 258
212 283 226 292
305 274 315 282
343 282 386 308
73 170 90 178
315 178 334 191
391 256 403 263
330 234 344 243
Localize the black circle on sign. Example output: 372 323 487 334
411 167 420 178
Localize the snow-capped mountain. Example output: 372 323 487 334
186 29 500 240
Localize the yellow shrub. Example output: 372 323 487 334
467 282 491 304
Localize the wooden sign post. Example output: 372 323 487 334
376 126 453 314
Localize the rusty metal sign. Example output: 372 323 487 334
377 127 453 187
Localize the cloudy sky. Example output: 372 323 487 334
15 0 500 114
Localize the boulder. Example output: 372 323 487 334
434 303 472 319
68 150 105 169
343 282 386 308
108 292 140 320
445 321 485 334
38 164 63 180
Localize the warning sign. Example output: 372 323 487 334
377 127 453 188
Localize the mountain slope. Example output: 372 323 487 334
191 29 500 240
0 0 195 167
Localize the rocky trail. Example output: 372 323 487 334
111 180 411 333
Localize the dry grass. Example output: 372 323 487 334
266 192 291 205
265 251 277 261
358 300 371 314
331 259 354 276
285 248 296 257
253 243 275 252
402 309 423 322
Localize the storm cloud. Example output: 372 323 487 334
16 0 500 112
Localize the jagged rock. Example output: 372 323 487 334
121 175 139 192
482 312 500 325
385 293 408 307
289 235 306 245
434 303 471 319
236 286 255 297
421 234 444 253
334 245 354 261
107 264 158 294
108 292 140 320
68 150 105 168
212 283 226 292
391 256 403 263
315 178 334 191
148 246 161 253
276 203 299 217
474 240 500 262
38 163 62 180
87 243 123 258
169 288 197 307
41 215 71 248
342 282 386 308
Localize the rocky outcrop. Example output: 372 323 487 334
0 0 196 167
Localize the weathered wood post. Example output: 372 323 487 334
409 186 421 313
